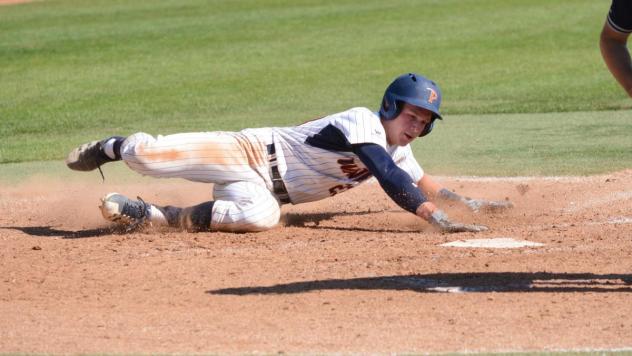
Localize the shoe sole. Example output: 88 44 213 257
66 141 100 171
100 192 136 225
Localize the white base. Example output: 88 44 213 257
441 237 544 249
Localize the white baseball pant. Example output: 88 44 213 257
120 131 281 232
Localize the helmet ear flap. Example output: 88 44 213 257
382 96 390 113
419 117 436 137
379 95 401 120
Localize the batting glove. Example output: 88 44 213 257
463 198 514 213
429 210 488 233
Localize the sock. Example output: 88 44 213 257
155 205 184 227
181 201 215 232
154 202 213 232
189 201 214 231
148 205 169 226
102 136 125 160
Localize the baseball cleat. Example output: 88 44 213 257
65 137 120 172
100 193 152 228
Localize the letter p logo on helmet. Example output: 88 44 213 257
426 87 438 104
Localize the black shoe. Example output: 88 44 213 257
65 137 121 171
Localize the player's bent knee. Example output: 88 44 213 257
222 210 280 232
212 203 281 233
247 209 281 232
211 182 282 233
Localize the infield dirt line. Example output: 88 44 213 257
435 175 615 183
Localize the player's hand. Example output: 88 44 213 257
463 198 513 213
437 188 513 213
429 210 488 233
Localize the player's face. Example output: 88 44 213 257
384 104 433 146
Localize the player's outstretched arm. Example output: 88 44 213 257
418 175 513 213
352 144 487 233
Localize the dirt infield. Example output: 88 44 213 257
1 170 631 354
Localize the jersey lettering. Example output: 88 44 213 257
328 158 372 196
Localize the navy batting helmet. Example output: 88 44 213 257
379 73 443 137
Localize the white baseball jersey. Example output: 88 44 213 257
271 107 424 204
119 107 423 232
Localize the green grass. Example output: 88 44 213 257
1 0 631 174
2 109 629 181
417 110 632 176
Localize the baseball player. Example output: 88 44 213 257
600 0 632 97
66 73 512 233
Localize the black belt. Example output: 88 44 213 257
267 144 291 204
